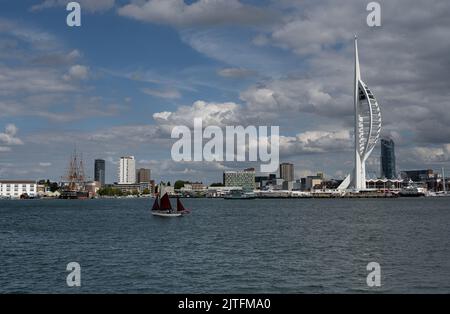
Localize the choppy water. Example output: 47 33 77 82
0 198 449 293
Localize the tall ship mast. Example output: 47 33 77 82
60 148 89 199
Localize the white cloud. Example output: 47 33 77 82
31 49 82 66
0 65 77 96
279 130 352 156
0 124 23 147
412 145 450 163
153 100 241 128
118 0 270 27
39 162 52 167
142 87 181 99
217 67 255 78
31 0 115 13
63 65 89 81
240 77 336 116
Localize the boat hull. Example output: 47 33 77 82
151 211 182 217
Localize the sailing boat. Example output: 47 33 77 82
151 193 190 217
435 167 450 197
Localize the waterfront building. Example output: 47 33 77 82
223 168 256 191
180 182 206 192
338 36 382 190
191 182 206 191
380 138 396 179
0 180 37 198
280 163 294 182
399 169 444 191
401 169 434 182
255 175 269 189
282 180 294 191
366 178 403 190
136 168 151 183
305 174 324 191
114 182 151 194
119 156 136 184
94 159 106 186
292 180 302 191
255 174 277 189
85 181 101 197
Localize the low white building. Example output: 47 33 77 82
0 180 38 198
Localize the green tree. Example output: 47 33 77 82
142 188 150 195
49 182 59 192
174 180 186 190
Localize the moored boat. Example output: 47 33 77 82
399 184 426 197
224 190 256 200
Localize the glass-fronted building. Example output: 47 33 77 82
380 138 396 179
94 159 106 186
223 168 256 191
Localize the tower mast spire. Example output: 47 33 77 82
338 36 382 191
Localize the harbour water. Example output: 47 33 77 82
0 198 449 293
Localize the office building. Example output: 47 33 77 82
280 163 294 182
0 180 37 198
136 168 151 183
305 174 324 191
380 138 396 179
401 169 434 182
223 168 256 191
119 156 136 184
94 159 106 186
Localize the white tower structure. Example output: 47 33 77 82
119 156 136 184
338 36 382 190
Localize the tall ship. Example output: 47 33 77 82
60 149 89 199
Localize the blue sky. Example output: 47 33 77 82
1 0 449 184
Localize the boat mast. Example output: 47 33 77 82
443 168 447 193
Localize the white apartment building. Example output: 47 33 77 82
119 156 136 184
0 180 38 198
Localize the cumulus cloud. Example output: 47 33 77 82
63 65 89 81
279 130 352 156
153 100 241 129
240 76 343 119
0 124 23 146
118 0 271 27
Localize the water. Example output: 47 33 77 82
0 198 449 293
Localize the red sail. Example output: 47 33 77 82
177 198 186 212
160 193 172 210
151 197 160 211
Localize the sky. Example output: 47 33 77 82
0 0 449 184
